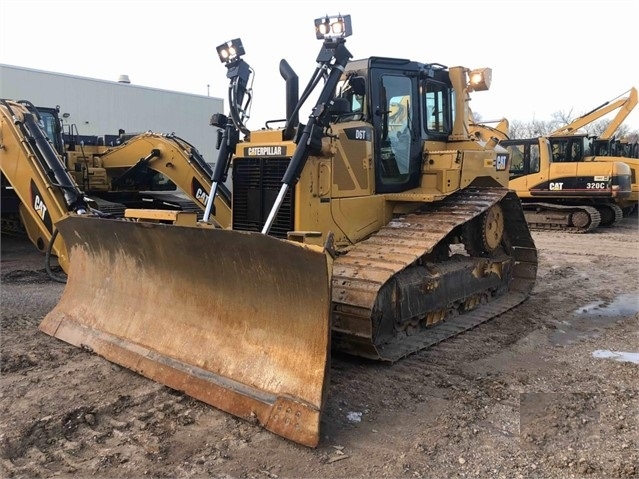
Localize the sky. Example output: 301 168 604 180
1 0 638 132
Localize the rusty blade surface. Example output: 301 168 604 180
40 215 332 447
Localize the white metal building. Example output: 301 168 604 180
0 64 224 163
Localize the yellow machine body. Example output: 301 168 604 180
40 32 538 447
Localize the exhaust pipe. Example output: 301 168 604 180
280 59 299 140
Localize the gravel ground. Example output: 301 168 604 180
1 217 638 478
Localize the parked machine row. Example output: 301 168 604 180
470 87 638 232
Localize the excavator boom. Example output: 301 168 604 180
72 132 232 226
549 87 637 138
0 99 93 275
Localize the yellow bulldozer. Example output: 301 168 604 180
38 14 538 447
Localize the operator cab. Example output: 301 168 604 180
35 106 65 155
336 59 456 193
548 135 589 162
501 138 546 179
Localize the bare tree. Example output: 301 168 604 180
551 110 574 126
474 111 639 142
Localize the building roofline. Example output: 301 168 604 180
0 63 222 101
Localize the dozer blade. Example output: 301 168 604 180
40 215 332 447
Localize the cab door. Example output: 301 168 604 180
370 68 422 193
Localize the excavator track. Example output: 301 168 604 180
90 198 127 218
0 215 26 237
522 202 601 233
331 187 538 361
596 203 624 227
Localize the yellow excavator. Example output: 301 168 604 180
548 87 639 216
39 15 538 447
470 113 633 232
1 99 233 279
0 99 105 277
60 125 231 223
16 102 231 221
502 135 632 232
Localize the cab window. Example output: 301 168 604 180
380 74 412 177
423 80 451 135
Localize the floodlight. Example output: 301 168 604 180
468 68 492 91
314 14 352 40
216 38 245 64
210 113 228 129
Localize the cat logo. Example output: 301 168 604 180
34 194 48 220
29 180 53 233
192 178 210 206
549 182 564 190
195 187 209 205
495 154 507 171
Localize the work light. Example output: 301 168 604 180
468 68 492 91
314 14 352 40
216 38 245 64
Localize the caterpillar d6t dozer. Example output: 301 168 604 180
40 14 538 447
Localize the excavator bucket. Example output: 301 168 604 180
40 215 332 447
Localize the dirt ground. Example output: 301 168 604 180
1 218 638 479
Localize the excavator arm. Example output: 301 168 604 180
468 117 510 143
0 99 95 277
550 87 638 138
84 132 232 227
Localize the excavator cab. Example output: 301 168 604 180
550 135 589 162
34 105 65 155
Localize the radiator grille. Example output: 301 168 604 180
232 157 294 238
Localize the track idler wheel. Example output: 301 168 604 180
463 204 505 256
571 210 591 229
481 204 504 252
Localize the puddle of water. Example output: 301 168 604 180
552 294 637 346
592 350 639 364
575 293 639 317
